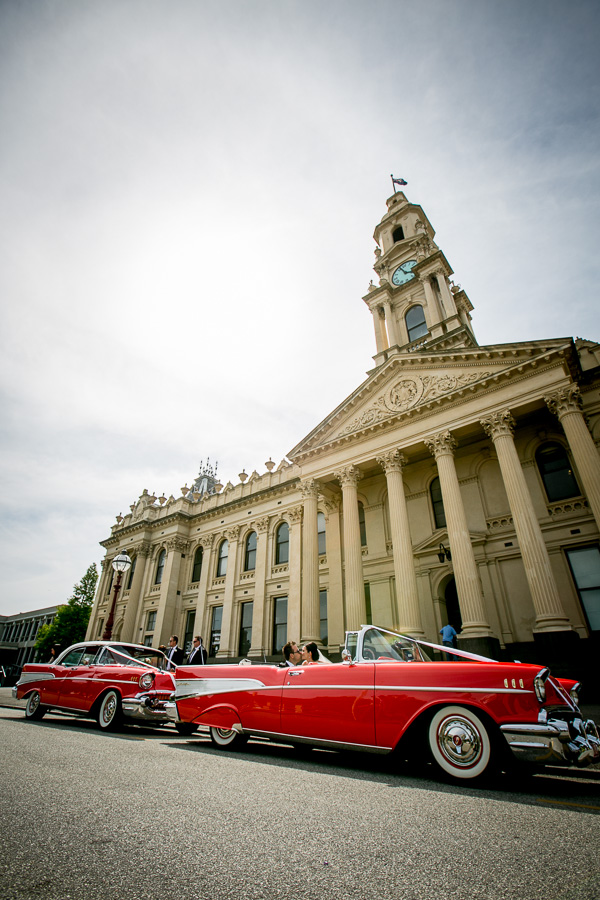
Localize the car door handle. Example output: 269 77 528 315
289 671 304 676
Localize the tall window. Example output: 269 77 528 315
364 583 372 625
209 606 223 657
317 512 326 556
184 610 196 655
126 556 136 590
147 610 157 632
216 539 229 577
155 549 166 585
319 589 328 645
430 476 446 529
358 502 367 547
106 568 114 594
405 304 427 342
275 522 289 564
191 546 203 582
536 442 580 502
244 531 257 571
272 596 288 654
566 546 600 631
238 602 253 656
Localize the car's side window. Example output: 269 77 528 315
61 648 85 667
81 648 98 666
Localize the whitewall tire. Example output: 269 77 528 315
428 706 492 780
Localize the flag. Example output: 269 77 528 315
392 177 407 186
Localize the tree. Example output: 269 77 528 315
36 563 99 660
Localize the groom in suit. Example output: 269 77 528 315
187 636 207 665
166 635 184 670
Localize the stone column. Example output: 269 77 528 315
249 517 270 658
545 385 600 532
377 450 424 636
287 505 304 645
425 431 496 646
301 480 321 644
323 499 344 647
382 300 401 347
422 276 443 327
436 269 458 317
194 534 215 643
216 526 240 658
371 307 389 353
335 465 366 630
155 537 189 646
481 411 571 631
120 543 151 642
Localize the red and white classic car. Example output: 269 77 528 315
169 625 600 780
13 641 197 734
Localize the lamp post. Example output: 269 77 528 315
102 550 132 640
437 542 452 564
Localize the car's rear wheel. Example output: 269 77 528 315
175 723 199 736
25 691 46 721
97 690 122 731
209 726 248 750
428 705 493 780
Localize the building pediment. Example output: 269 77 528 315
288 338 577 461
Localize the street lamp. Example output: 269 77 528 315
102 550 132 640
437 542 452 564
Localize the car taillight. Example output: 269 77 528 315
533 667 550 703
139 672 155 690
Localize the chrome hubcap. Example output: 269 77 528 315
437 715 482 767
28 693 40 714
216 728 233 739
103 696 116 723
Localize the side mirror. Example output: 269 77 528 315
341 648 354 665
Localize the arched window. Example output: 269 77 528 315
126 556 137 590
406 304 428 342
536 442 581 502
216 540 229 577
191 546 203 582
317 512 326 556
358 502 367 547
244 531 257 571
430 477 446 529
275 522 289 565
392 225 405 242
154 549 166 585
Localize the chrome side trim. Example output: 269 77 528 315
174 677 269 701
374 685 532 695
16 672 56 686
245 727 392 754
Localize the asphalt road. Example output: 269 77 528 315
1 708 599 900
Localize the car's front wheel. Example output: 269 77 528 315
97 690 122 731
175 723 199 736
25 691 46 721
209 726 248 751
428 706 493 780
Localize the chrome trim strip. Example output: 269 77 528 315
174 677 269 700
17 673 56 685
374 685 532 695
246 727 392 754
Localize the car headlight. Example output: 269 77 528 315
139 672 155 690
533 667 550 703
570 682 581 706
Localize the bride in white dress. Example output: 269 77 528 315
301 642 333 665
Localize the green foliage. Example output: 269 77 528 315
35 563 99 659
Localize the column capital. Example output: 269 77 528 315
377 449 406 475
425 430 457 459
254 516 270 534
300 478 320 500
288 505 304 525
167 537 189 554
199 534 215 549
480 410 516 441
225 525 240 542
545 384 583 419
133 541 152 557
334 465 361 488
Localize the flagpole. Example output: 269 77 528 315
390 174 397 194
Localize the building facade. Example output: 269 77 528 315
87 191 600 685
0 605 58 673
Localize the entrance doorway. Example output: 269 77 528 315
444 577 462 632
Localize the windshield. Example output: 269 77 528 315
98 646 167 670
347 626 432 663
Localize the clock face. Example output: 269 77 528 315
391 259 418 286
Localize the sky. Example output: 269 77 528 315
1 0 599 617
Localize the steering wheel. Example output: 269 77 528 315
363 647 376 660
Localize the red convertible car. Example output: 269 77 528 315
13 641 197 734
169 625 600 780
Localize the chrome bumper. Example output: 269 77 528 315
501 713 600 767
121 693 173 723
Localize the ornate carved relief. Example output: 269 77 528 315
300 479 320 500
377 449 406 474
339 372 493 436
200 534 215 549
167 537 189 554
545 384 583 419
255 516 270 533
287 505 304 525
225 525 240 542
547 498 588 517
334 465 361 488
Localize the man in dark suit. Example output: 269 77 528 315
166 635 184 670
279 640 301 667
187 636 207 665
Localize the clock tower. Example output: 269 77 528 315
363 191 477 364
